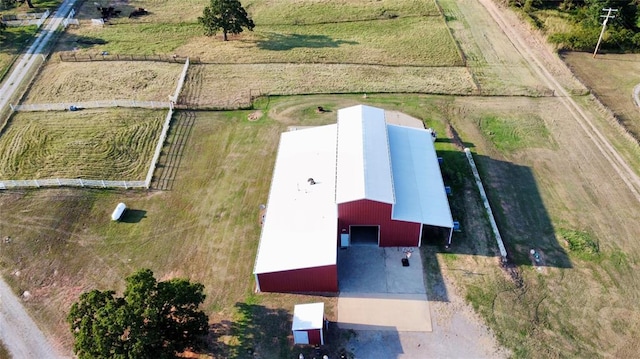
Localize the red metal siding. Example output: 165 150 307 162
257 265 338 293
307 329 322 345
338 199 420 247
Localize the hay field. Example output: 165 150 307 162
180 17 462 66
179 63 476 107
562 52 640 140
22 61 182 103
247 0 440 24
0 109 163 179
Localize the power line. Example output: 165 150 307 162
593 8 618 58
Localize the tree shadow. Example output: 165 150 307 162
256 33 358 51
434 149 572 269
0 26 37 56
119 209 146 223
56 34 108 52
206 302 357 359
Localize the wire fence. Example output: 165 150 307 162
59 53 198 64
12 100 171 111
0 178 146 190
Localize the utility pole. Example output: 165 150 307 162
593 8 618 58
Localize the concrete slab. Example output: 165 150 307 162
338 293 432 332
338 247 426 294
338 247 431 332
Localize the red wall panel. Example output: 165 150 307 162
257 265 338 293
338 199 420 247
307 329 322 345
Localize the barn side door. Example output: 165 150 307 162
293 330 309 344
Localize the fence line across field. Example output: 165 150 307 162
1 10 50 28
145 58 191 188
0 178 146 190
59 53 198 64
2 59 191 191
12 100 171 111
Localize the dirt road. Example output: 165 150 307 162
0 276 64 358
476 0 640 202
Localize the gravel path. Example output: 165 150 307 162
476 0 640 203
0 276 63 358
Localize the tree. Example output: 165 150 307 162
199 0 255 41
68 269 209 359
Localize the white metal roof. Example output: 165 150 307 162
335 105 395 205
292 302 325 330
253 125 338 275
387 124 453 228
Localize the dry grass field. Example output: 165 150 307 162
0 109 164 180
180 63 476 107
22 61 183 103
451 96 640 357
562 52 640 139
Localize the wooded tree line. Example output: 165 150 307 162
511 0 640 51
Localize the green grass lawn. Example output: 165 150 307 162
0 25 38 80
0 109 164 180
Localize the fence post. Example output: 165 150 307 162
102 180 106 188
79 178 84 187
123 181 127 189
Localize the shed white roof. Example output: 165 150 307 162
387 124 453 228
293 302 325 330
253 125 338 275
335 105 395 205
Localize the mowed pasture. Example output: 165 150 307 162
22 61 183 103
0 104 346 357
444 95 640 358
0 109 163 180
562 52 640 140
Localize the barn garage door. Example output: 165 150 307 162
350 226 379 245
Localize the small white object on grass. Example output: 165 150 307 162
111 203 127 221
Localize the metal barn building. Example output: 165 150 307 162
253 105 453 293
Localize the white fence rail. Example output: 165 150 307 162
145 58 190 188
2 59 190 191
12 100 171 111
0 178 146 190
62 9 77 28
1 10 50 27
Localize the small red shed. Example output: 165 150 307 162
292 303 325 346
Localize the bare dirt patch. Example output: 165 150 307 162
22 61 183 103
